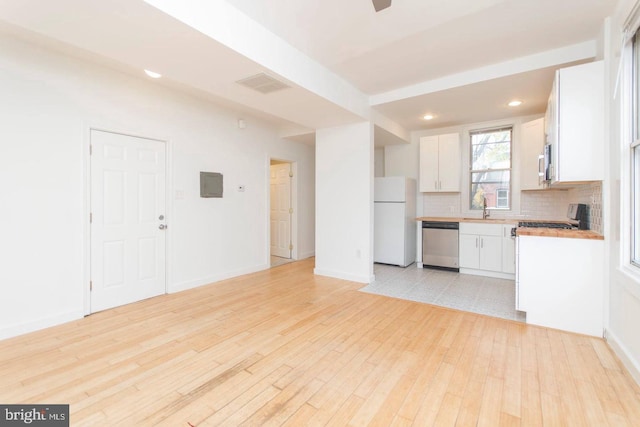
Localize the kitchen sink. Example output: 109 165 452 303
461 218 512 223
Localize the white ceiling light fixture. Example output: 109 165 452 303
144 69 162 79
423 114 434 120
508 100 523 107
372 0 392 12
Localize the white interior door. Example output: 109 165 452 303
270 163 291 258
90 130 166 313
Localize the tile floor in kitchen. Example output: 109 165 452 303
361 263 526 322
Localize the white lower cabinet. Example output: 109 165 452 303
517 235 604 337
501 225 516 274
459 234 481 269
459 223 515 279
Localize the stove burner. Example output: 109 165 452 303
518 221 574 229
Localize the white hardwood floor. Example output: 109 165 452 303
0 258 638 426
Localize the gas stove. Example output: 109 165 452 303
510 220 577 237
512 203 589 237
517 221 575 229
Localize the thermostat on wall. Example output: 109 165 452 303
200 172 223 198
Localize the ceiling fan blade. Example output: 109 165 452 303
372 0 392 12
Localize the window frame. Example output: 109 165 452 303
468 126 513 211
632 31 640 267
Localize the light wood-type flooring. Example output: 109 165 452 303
1 258 639 426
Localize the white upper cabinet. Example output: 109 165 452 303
419 133 461 192
520 118 545 191
546 61 604 183
420 136 439 192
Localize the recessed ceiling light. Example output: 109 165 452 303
144 69 162 79
423 114 434 120
508 100 522 107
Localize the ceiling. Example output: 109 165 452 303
0 0 617 142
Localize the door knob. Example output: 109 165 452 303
159 224 167 230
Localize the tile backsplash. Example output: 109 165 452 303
520 190 571 220
421 181 603 234
567 182 602 233
421 193 462 216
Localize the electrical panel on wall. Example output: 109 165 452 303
200 172 223 198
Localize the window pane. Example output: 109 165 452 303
633 33 640 266
470 171 510 210
633 146 640 264
635 34 640 140
471 131 511 170
496 189 509 208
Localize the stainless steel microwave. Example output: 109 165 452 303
543 144 552 182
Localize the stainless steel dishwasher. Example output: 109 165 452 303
422 221 459 271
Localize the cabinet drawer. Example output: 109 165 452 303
459 223 502 236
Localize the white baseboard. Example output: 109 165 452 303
297 250 315 260
170 263 269 293
459 268 515 280
313 268 373 284
606 329 640 387
0 310 84 342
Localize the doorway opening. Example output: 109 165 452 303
270 159 296 268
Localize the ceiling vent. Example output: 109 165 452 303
236 73 291 94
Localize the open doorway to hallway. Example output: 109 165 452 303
270 159 295 268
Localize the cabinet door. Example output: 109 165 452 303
419 136 439 192
479 235 502 271
518 236 604 336
437 133 461 192
459 234 480 269
501 226 516 274
520 118 545 191
548 75 558 181
556 61 604 182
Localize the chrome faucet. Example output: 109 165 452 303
482 197 490 220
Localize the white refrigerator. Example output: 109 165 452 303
374 177 417 267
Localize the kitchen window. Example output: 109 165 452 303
469 127 512 210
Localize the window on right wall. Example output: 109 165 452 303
631 30 640 266
469 127 512 210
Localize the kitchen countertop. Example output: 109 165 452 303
417 216 518 224
515 228 604 240
416 216 520 225
416 217 604 240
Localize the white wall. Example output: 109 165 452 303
0 34 315 339
384 138 423 218
315 122 374 283
374 147 385 177
604 0 640 384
